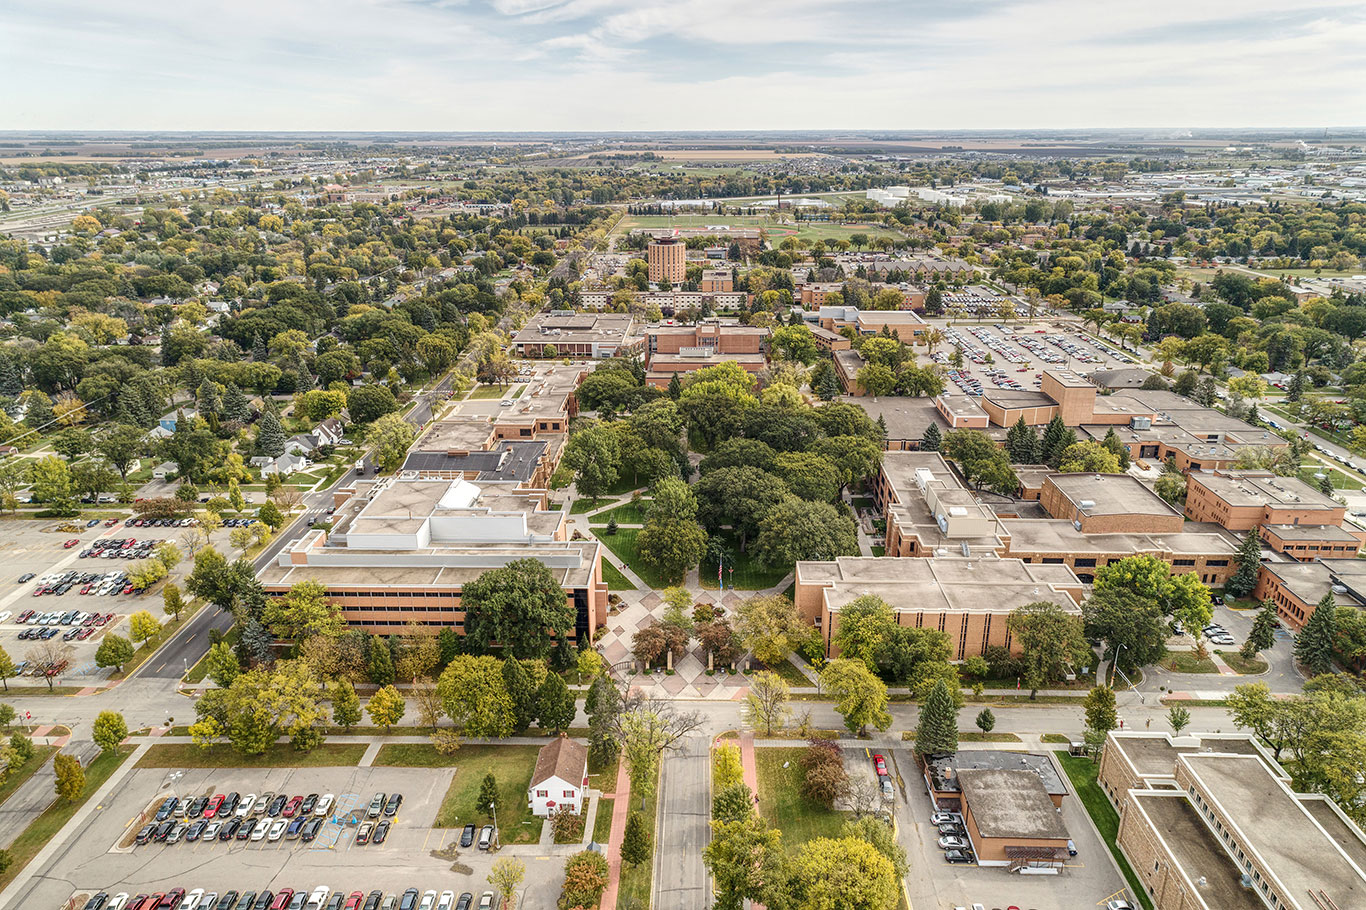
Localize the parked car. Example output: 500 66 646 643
267 819 288 841
872 753 887 776
283 795 304 817
254 791 274 815
459 823 476 847
315 793 334 817
372 820 390 844
944 849 973 864
367 792 386 818
203 794 225 819
236 817 258 840
300 817 323 842
477 824 494 850
135 824 157 845
938 835 969 850
201 820 222 841
268 794 288 816
384 793 403 816
356 822 374 844
236 793 257 816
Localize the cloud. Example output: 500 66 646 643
0 0 1363 129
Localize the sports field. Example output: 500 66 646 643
613 213 903 244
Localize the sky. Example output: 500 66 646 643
3 0 1365 131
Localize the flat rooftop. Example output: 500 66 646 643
924 750 1068 797
844 396 948 442
1130 793 1265 910
412 418 494 453
1045 472 1180 518
493 366 583 423
260 540 601 589
401 439 548 483
1192 471 1341 511
1260 559 1356 606
1044 368 1094 388
959 769 1069 841
1001 519 1238 558
513 312 635 344
1107 732 1280 779
1260 522 1360 542
981 389 1056 409
801 556 1082 617
1182 752 1366 910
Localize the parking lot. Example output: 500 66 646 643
28 766 567 910
888 747 1127 910
0 519 232 687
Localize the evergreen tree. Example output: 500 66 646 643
222 383 251 424
368 634 395 685
257 408 286 458
585 674 621 766
24 391 53 431
621 811 651 866
920 422 941 452
252 332 269 363
975 708 995 733
1224 532 1262 598
1005 416 1039 463
1195 376 1218 407
876 414 888 443
1101 428 1130 469
537 673 576 734
239 617 274 666
1319 474 1334 495
0 355 22 398
197 379 222 416
816 366 841 402
478 773 501 817
1242 601 1279 658
667 373 682 401
1040 415 1069 467
914 679 959 755
1294 595 1338 675
1286 370 1305 403
502 658 536 733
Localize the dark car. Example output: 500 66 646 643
372 820 390 844
153 819 175 842
454 895 472 910
268 794 288 816
300 817 323 842
187 796 209 818
186 819 207 842
252 893 274 910
82 893 109 910
154 796 179 821
237 817 258 840
944 849 973 864
17 574 34 583
459 824 476 847
937 823 964 836
219 893 239 910
233 894 256 910
221 792 241 815
285 816 307 839
219 817 242 840
383 793 403 817
135 823 156 845
363 893 383 910
399 891 420 910
300 793 319 815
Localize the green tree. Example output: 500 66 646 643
834 594 896 671
128 610 161 645
0 647 14 693
1295 594 1338 675
1225 532 1263 598
257 499 284 529
367 413 417 472
704 813 785 910
1083 589 1168 672
736 594 811 667
256 409 286 457
1040 414 1072 467
1084 685 1118 736
1243 601 1279 659
263 579 343 641
915 678 960 755
920 422 941 451
1005 416 1040 463
488 856 524 909
502 658 536 733
562 422 621 504
331 679 362 731
29 455 77 515
347 384 399 424
536 673 575 734
368 634 395 685
93 424 147 481
752 498 858 567
479 772 501 817
743 670 791 736
53 753 84 801
942 429 1018 492
821 659 892 736
976 708 996 733
205 640 241 687
1168 704 1192 734
585 674 622 766
438 655 516 738
462 559 575 660
94 634 134 673
789 837 898 910
92 710 127 753
367 685 407 731
1007 602 1090 698
1057 441 1121 473
637 516 708 583
621 811 651 866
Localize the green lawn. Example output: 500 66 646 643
376 743 542 844
467 384 513 400
592 796 614 844
589 499 651 526
0 745 135 890
1297 463 1364 491
755 747 849 850
136 742 367 768
1158 649 1218 674
590 527 674 589
616 769 657 910
1215 650 1268 675
699 530 789 591
600 560 637 591
760 658 812 689
0 745 58 808
870 546 886 557
1055 752 1154 910
571 495 620 515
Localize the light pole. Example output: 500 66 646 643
489 801 499 849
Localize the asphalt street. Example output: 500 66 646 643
0 739 97 848
653 735 711 910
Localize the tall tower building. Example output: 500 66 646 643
647 237 687 284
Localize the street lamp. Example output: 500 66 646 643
489 801 499 848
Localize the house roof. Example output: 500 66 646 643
531 736 587 788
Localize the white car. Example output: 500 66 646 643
236 793 256 817
438 892 455 910
250 819 270 841
267 818 288 841
308 886 331 909
107 896 130 910
178 889 204 910
420 892 438 910
478 893 494 910
314 793 334 817
0 611 11 623
938 835 968 850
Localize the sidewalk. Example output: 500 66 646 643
598 757 632 910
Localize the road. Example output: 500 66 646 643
653 735 711 910
0 740 98 849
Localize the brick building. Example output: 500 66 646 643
1183 470 1363 561
646 237 686 284
1038 473 1184 535
643 322 769 387
1251 558 1366 630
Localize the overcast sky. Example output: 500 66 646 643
4 0 1365 131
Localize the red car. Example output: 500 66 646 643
873 753 888 777
270 890 294 910
344 893 365 910
63 539 80 549
282 795 304 817
17 610 33 623
104 518 118 527
203 794 225 819
157 889 185 909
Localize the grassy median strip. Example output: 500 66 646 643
616 768 657 910
135 742 367 769
0 745 59 808
0 745 135 890
111 597 209 680
1054 751 1154 910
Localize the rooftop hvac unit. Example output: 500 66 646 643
1130 416 1152 430
948 506 969 517
1078 499 1096 509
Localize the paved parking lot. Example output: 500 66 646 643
889 747 1127 910
26 765 568 910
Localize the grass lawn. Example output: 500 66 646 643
1297 463 1364 491
0 745 58 808
699 531 789 591
571 496 620 515
589 499 651 526
1215 649 1269 674
958 732 1022 743
760 658 811 689
755 747 849 850
0 745 135 891
592 796 614 844
600 560 637 591
1055 751 1154 910
870 546 886 557
1040 733 1072 744
377 743 542 844
467 384 513 400
590 527 673 589
616 768 658 910
1159 649 1218 674
136 742 367 769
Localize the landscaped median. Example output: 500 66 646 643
110 596 210 681
134 742 367 769
0 744 135 891
0 744 59 808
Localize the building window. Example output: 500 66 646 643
536 790 548 797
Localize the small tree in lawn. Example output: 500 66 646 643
92 710 127 754
204 640 240 687
94 634 134 674
488 856 525 910
975 708 995 735
743 669 791 736
622 811 651 866
128 610 161 646
1294 594 1338 675
162 582 186 622
0 646 14 692
1168 705 1192 735
1083 685 1118 758
479 773 501 819
332 679 362 731
914 679 959 755
367 685 406 732
53 753 84 801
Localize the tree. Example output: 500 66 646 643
705 813 785 910
1295 595 1338 675
743 670 791 735
1058 441 1122 474
368 634 395 685
462 560 575 660
833 594 896 671
368 413 417 472
920 422 941 451
438 655 517 738
332 679 362 731
158 582 186 623
92 710 127 753
1243 601 1279 658
789 837 898 910
622 811 651 866
559 851 610 910
94 634 134 673
205 640 241 687
618 697 703 804
752 498 858 567
736 594 811 667
256 409 286 458
93 424 146 481
536 673 575 734
942 429 1018 492
488 856 525 910
975 707 995 734
53 753 84 801
694 466 790 551
1040 414 1071 467
636 516 707 583
29 455 77 515
914 679 959 755
264 580 342 641
1084 685 1118 737
347 384 399 424
585 674 622 766
1083 589 1168 672
1094 555 1213 632
1168 704 1192 734
190 660 327 754
562 423 621 504
128 610 161 645
1225 532 1263 598
821 659 891 736
800 739 849 808
367 685 406 731
479 772 502 817
1155 472 1186 506
1007 602 1090 698
1005 416 1040 463
502 657 536 732
0 647 14 693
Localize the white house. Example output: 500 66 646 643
152 461 178 480
528 736 588 817
250 453 308 476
